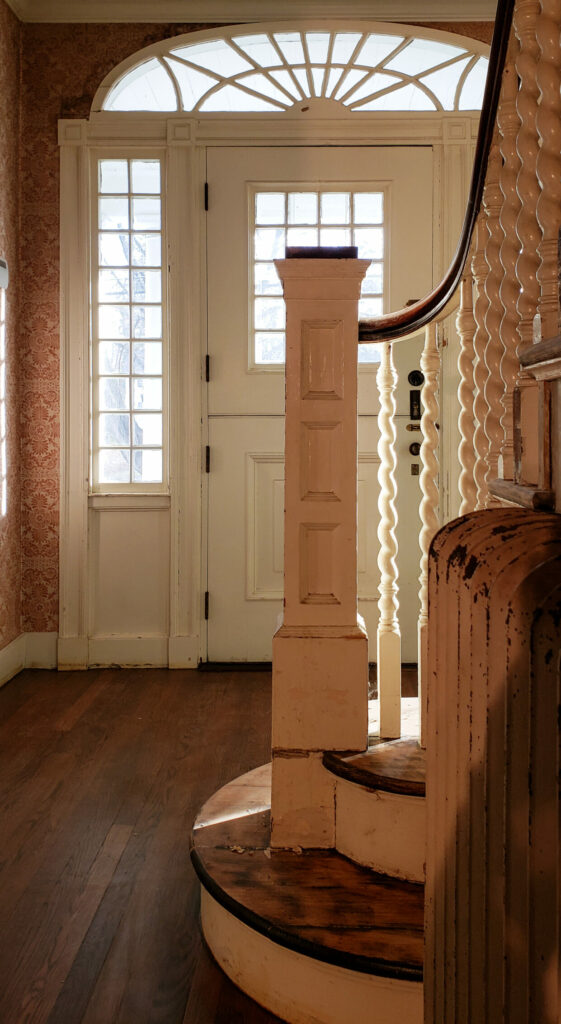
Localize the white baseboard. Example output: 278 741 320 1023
88 635 169 667
168 635 199 668
2 633 201 673
57 636 88 670
26 632 58 669
0 632 58 687
58 634 200 668
0 635 26 687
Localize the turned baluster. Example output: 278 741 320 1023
515 0 541 350
498 42 522 480
377 341 401 740
418 322 440 747
536 0 561 339
472 216 492 508
514 0 543 485
483 141 506 494
457 274 477 514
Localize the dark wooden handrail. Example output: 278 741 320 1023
359 0 516 343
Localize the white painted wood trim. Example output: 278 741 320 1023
57 636 89 670
200 887 423 1024
85 113 482 147
168 634 199 668
167 140 202 651
335 776 426 882
88 635 169 666
59 133 90 646
5 0 497 23
58 85 479 675
0 633 59 687
0 635 25 687
56 633 199 668
91 22 490 115
88 494 171 510
25 632 58 669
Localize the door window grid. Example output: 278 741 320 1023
101 29 489 114
93 157 166 489
251 188 385 367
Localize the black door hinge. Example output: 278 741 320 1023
204 591 209 620
204 182 209 211
205 354 210 382
205 445 210 473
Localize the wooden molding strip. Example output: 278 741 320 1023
519 334 561 367
4 0 497 23
489 477 555 510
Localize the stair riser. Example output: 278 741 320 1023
201 888 423 1024
335 777 426 882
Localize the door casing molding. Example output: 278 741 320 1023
58 110 478 666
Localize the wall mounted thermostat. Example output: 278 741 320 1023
0 258 8 290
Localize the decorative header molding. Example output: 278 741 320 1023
4 0 497 23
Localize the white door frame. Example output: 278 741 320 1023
58 108 478 668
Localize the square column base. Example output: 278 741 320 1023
272 622 369 752
271 751 335 849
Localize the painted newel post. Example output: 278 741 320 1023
271 252 370 850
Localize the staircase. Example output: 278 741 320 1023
191 732 426 1024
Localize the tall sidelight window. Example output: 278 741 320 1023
0 288 6 516
92 156 166 489
251 187 385 367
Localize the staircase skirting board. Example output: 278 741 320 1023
0 632 57 686
334 775 426 882
201 888 423 1024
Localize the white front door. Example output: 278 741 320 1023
205 145 433 661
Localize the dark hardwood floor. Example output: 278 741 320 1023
0 668 283 1024
0 665 419 1024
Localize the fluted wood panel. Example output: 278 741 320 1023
425 510 561 1024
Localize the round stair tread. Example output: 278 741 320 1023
191 765 424 982
324 739 425 796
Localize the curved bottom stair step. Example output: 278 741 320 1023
324 740 427 882
191 764 424 1024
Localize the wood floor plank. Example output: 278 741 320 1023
13 824 132 1024
0 674 155 926
0 665 410 1023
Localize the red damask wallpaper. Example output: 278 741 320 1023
12 15 491 639
0 0 21 651
19 21 218 634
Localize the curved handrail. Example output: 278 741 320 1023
359 0 515 343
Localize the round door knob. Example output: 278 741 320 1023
407 370 424 387
409 442 421 456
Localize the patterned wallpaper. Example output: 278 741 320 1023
0 0 21 651
19 22 218 634
13 16 491 639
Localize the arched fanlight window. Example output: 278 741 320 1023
99 26 489 115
